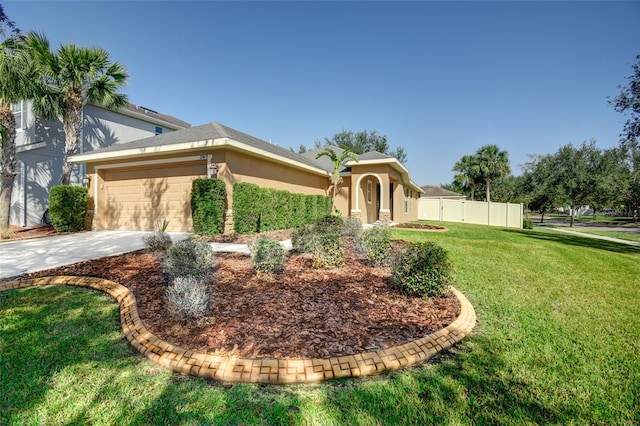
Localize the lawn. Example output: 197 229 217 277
1 223 639 425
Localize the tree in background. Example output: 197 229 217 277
0 2 19 36
0 29 40 232
610 55 640 221
315 147 359 213
452 154 480 200
25 31 128 184
609 55 640 146
521 154 561 223
301 129 408 164
475 144 511 203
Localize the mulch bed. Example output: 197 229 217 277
393 223 447 231
5 235 459 360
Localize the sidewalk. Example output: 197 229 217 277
541 226 640 247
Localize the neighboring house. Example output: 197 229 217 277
70 122 423 232
420 185 466 200
8 101 190 227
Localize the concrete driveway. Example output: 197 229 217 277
0 231 191 280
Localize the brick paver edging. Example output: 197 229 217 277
1 276 476 384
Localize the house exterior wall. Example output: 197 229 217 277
7 101 184 227
220 149 329 210
85 147 330 232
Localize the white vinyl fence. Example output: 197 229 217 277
418 198 523 229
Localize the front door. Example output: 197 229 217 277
376 183 381 220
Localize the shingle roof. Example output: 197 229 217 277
83 121 324 170
123 103 191 129
420 185 465 198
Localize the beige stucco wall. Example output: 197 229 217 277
84 148 331 232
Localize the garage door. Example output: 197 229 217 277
101 161 206 232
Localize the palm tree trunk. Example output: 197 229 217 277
0 104 18 231
61 99 83 185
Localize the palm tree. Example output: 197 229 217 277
25 31 128 184
452 154 480 200
0 35 39 232
315 147 359 213
475 144 511 202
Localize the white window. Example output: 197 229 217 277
155 126 163 135
11 101 24 130
367 180 372 204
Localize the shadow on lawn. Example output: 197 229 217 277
504 228 640 255
0 284 599 424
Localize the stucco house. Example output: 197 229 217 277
8 100 190 227
70 122 423 232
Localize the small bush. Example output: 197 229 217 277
342 216 362 237
313 215 344 235
523 219 534 229
357 226 392 266
312 233 345 268
291 226 315 253
392 241 452 298
163 239 214 280
143 231 172 252
166 276 209 319
48 185 89 232
250 237 286 273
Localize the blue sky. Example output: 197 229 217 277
5 1 640 186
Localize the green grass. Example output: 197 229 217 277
2 223 639 424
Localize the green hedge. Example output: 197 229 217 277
191 178 226 235
49 185 89 232
233 182 331 233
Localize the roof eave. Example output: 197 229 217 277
70 138 330 177
345 158 424 193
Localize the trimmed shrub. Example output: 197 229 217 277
357 226 392 266
191 178 226 235
166 276 209 319
48 185 89 232
163 239 214 280
313 215 343 235
312 233 345 268
342 216 362 237
392 241 452 298
290 193 306 228
143 231 172 252
275 190 292 230
233 182 262 233
523 219 534 229
250 237 286 273
304 195 317 224
291 225 315 253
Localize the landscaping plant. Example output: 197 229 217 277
250 237 286 274
342 216 362 237
357 226 392 266
312 233 345 268
163 239 214 280
142 219 172 252
392 241 452 298
166 276 210 319
191 178 226 235
48 185 89 232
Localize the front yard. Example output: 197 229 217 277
1 223 638 424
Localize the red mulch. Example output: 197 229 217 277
6 236 459 359
2 225 60 241
393 223 447 230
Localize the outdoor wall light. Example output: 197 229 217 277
82 174 92 185
208 163 219 178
